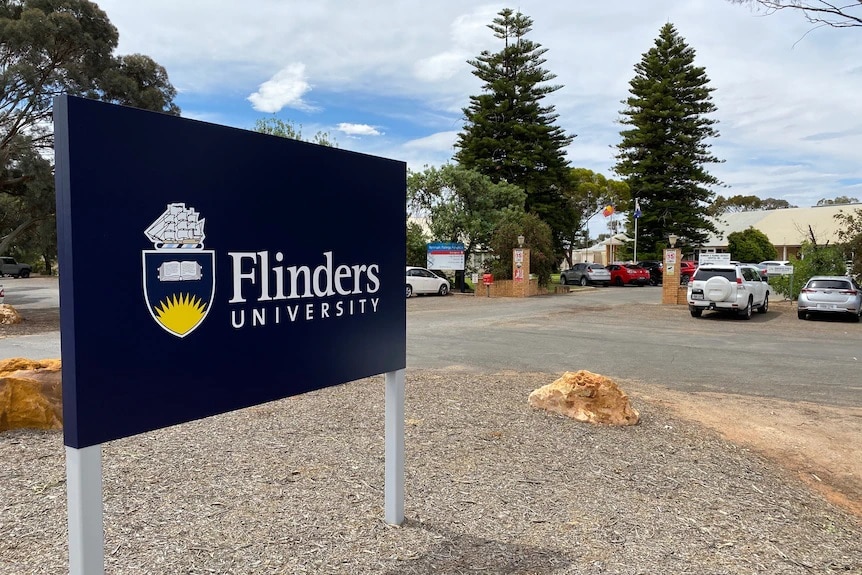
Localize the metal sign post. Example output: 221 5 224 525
384 369 405 525
66 445 104 575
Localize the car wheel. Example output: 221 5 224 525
757 293 769 314
19 269 30 278
615 277 624 287
406 284 413 298
689 307 703 317
559 275 566 285
739 298 753 320
681 274 690 285
852 310 861 323
438 284 449 296
797 309 806 320
579 276 588 287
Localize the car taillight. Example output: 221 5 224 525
736 277 742 284
840 290 858 295
801 288 814 293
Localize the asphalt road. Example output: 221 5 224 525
407 286 862 408
3 278 860 408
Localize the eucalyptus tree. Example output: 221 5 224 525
729 0 862 29
0 0 179 255
407 164 526 264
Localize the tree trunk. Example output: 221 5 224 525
0 217 37 254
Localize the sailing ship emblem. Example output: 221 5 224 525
142 203 215 337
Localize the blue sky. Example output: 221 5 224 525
95 1 862 236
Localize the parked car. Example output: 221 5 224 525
797 276 862 322
743 263 770 281
687 263 770 319
406 266 450 298
638 260 663 286
679 261 698 284
607 263 650 286
560 263 611 286
758 260 791 280
0 256 31 278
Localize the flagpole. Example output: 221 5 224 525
633 198 640 263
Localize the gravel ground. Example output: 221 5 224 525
2 369 860 574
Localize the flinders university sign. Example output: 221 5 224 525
54 96 406 573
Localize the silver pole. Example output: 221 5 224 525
384 369 405 525
66 444 105 575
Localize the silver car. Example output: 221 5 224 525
560 263 611 287
797 276 862 322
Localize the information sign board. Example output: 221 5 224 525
426 242 465 270
699 253 732 265
767 265 794 276
54 96 407 448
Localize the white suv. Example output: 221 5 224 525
687 264 770 319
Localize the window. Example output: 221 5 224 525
742 268 759 281
808 279 851 290
696 268 737 281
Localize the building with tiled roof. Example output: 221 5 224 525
698 203 859 260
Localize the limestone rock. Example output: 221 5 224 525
0 304 22 325
0 358 63 431
528 370 639 426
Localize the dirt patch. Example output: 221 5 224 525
625 381 862 519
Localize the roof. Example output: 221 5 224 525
703 204 860 248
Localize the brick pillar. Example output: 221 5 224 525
661 248 681 305
512 248 530 297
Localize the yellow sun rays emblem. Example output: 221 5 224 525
153 292 208 336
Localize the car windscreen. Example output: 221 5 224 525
694 269 736 281
807 279 851 290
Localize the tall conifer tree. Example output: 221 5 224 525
455 8 573 252
615 23 721 257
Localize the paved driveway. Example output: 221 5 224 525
407 287 862 408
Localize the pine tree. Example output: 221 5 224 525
615 23 722 258
454 8 573 252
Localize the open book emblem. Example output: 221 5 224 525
142 203 215 338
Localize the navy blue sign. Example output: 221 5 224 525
54 96 406 448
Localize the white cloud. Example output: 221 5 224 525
404 131 459 152
94 1 862 208
413 6 497 84
336 123 382 136
247 63 315 113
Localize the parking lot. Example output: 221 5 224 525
407 286 862 408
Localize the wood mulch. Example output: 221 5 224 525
1 369 859 574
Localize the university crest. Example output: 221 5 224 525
142 203 215 337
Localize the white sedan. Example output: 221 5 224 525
406 266 450 298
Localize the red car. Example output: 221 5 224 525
607 263 650 286
680 261 698 284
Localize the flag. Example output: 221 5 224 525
602 204 614 217
634 199 642 219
